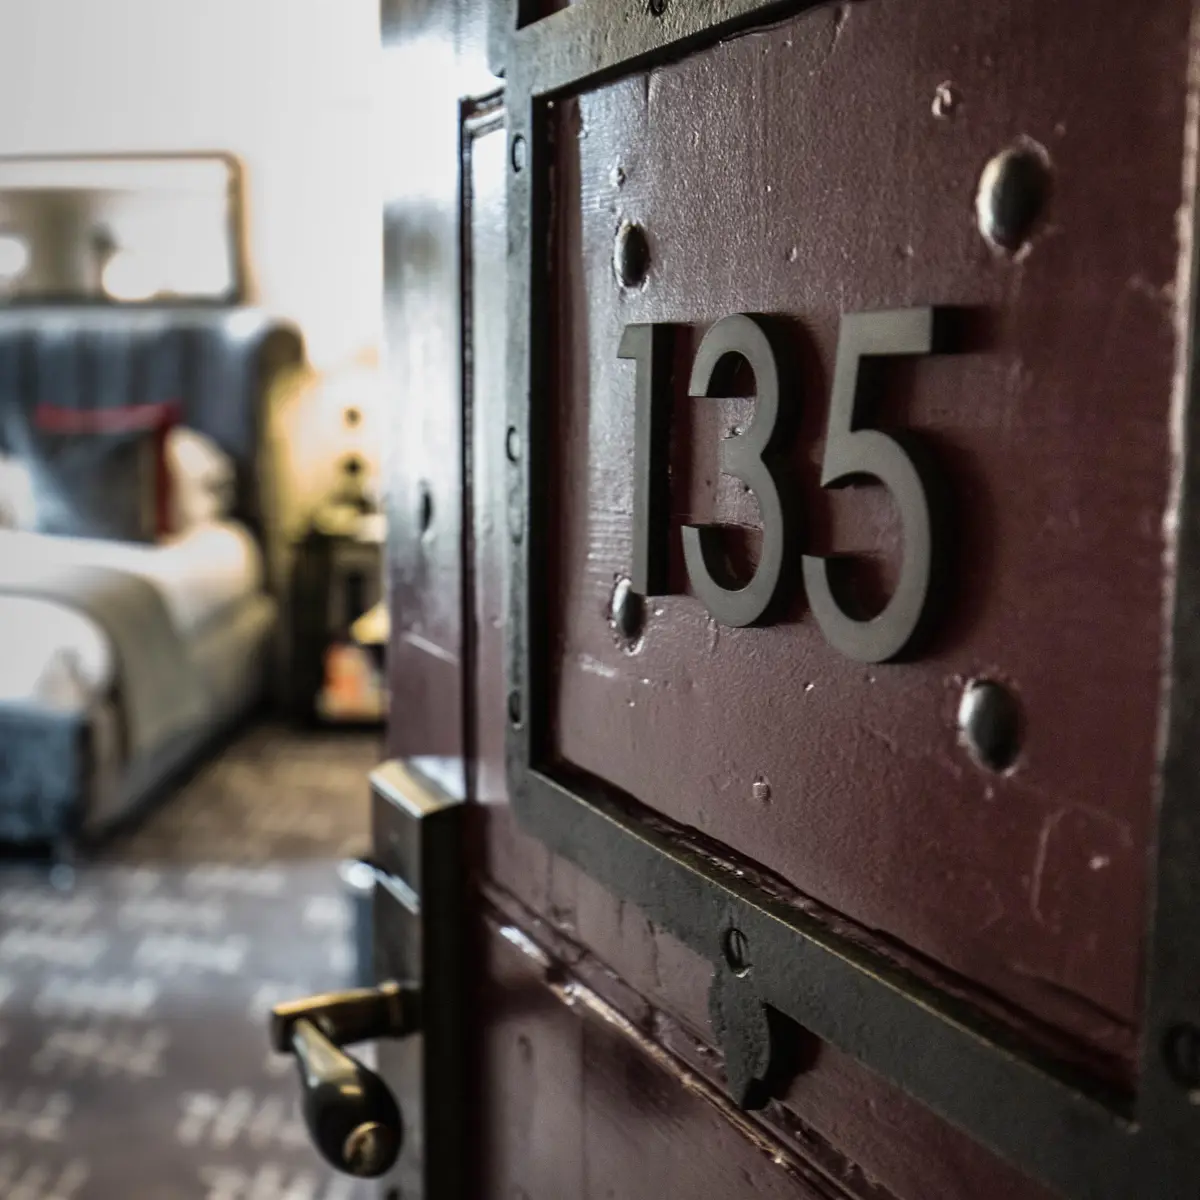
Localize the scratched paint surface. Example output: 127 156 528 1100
545 0 1192 1075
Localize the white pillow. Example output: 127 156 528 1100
167 427 236 532
0 455 35 530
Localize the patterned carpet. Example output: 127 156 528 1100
0 722 381 1200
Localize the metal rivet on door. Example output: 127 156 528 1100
976 140 1051 253
608 576 645 649
613 221 651 288
957 679 1021 773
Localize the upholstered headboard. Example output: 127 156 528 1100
0 308 304 537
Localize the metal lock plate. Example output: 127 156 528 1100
369 759 465 1200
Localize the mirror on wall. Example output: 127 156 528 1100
0 155 245 305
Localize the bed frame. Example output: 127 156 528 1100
0 307 304 860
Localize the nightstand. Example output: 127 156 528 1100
288 518 385 725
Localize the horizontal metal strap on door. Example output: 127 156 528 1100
481 903 840 1197
509 766 1140 1200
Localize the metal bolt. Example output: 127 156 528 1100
1164 1023 1200 1089
511 134 528 173
958 679 1021 773
507 689 523 727
752 776 771 803
613 221 651 289
976 140 1051 254
608 576 644 648
722 928 752 977
505 425 521 464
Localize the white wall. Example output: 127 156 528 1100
0 0 382 368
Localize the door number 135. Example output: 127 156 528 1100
618 308 954 664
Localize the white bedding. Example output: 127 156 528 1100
0 522 263 705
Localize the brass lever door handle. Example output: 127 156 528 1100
270 981 421 1179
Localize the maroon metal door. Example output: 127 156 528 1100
376 2 1200 1197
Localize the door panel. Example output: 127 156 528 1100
542 0 1185 1068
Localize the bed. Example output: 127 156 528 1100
0 308 303 856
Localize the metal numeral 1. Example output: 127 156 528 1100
618 323 674 596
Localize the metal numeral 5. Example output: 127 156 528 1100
802 309 944 663
620 307 950 661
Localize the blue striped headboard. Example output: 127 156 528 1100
0 308 304 537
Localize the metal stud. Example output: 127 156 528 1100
976 140 1051 254
957 679 1021 773
613 221 651 288
608 576 645 649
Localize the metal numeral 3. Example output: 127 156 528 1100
681 314 790 628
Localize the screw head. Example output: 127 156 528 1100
958 680 1021 773
608 576 645 648
511 134 528 173
613 221 651 289
976 140 1051 254
722 928 752 977
648 0 668 15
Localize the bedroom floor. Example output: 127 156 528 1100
0 722 380 1200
